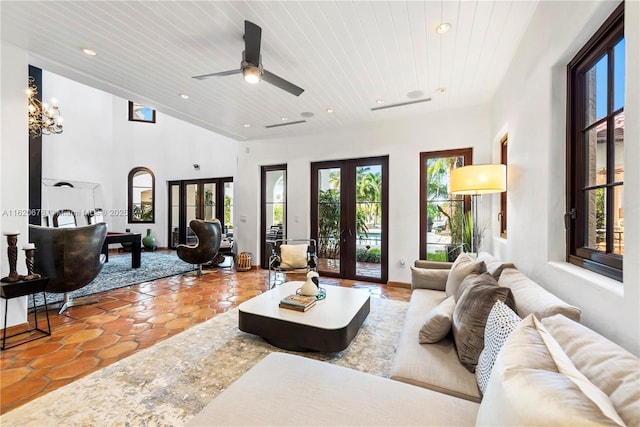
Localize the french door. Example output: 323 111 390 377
311 156 388 283
168 177 233 248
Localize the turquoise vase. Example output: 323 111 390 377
142 228 156 250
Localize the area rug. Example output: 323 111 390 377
0 297 408 426
31 252 193 307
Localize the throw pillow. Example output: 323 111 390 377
444 252 487 297
477 315 626 426
452 273 516 372
476 252 516 280
475 300 521 394
410 265 448 291
279 244 308 269
418 295 456 344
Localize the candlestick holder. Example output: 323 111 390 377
22 247 41 281
1 232 21 283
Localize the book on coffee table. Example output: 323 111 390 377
279 294 317 312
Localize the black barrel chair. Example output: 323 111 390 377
176 219 222 276
29 223 108 313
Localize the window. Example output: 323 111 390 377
261 165 287 268
128 167 155 223
128 101 156 123
499 134 508 238
567 3 624 281
420 148 472 262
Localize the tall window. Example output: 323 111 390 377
567 3 624 281
420 148 472 261
128 167 155 223
499 134 508 238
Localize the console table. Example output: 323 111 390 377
1 277 51 350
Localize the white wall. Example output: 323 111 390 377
0 42 30 327
42 72 238 247
235 106 492 283
490 0 639 355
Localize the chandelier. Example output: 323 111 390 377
27 77 63 138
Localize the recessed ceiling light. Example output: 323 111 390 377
436 87 447 94
243 123 251 128
326 108 334 113
436 23 451 34
376 99 384 104
82 48 97 56
281 116 288 121
179 93 189 99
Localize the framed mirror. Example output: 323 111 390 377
128 167 155 223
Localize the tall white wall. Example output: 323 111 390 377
0 42 30 327
490 0 639 355
235 106 492 283
41 72 238 247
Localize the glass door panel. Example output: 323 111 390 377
354 164 382 280
261 166 287 268
203 183 216 221
317 167 341 275
170 183 180 247
224 182 234 235
185 183 198 244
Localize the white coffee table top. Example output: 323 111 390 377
239 281 370 330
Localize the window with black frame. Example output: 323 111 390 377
566 3 624 281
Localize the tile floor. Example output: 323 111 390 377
0 256 411 415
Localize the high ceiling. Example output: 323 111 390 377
1 1 539 141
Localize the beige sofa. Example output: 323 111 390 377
389 253 583 402
188 253 639 426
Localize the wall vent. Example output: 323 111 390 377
370 98 432 111
265 120 307 128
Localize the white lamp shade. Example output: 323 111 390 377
450 164 506 195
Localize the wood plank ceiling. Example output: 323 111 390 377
1 1 539 140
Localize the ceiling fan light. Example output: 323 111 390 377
243 67 261 84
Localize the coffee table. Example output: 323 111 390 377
238 281 370 352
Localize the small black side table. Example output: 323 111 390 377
1 277 51 350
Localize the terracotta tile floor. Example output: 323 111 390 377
0 257 411 415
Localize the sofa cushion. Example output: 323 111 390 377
419 295 455 344
475 300 521 394
411 265 449 291
499 268 581 322
452 273 516 372
477 315 626 427
542 314 640 427
188 353 480 427
476 251 516 279
389 289 481 402
445 252 486 297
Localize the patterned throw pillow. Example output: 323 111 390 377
476 300 522 394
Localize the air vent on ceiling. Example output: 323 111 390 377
370 98 432 111
265 120 307 128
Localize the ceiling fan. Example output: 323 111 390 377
193 20 304 97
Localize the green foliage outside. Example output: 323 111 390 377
356 247 381 263
224 194 233 229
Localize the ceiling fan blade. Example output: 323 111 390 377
192 69 242 80
262 70 304 96
244 20 262 66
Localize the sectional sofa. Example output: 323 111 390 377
187 253 640 426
